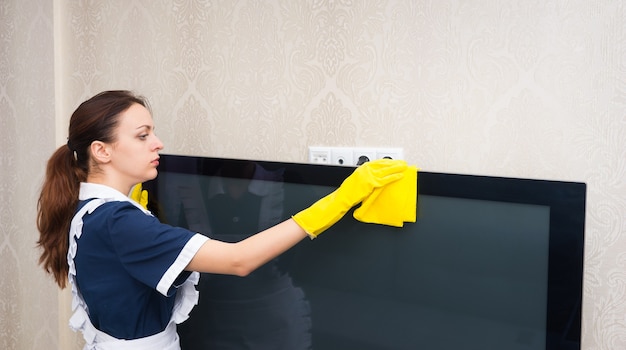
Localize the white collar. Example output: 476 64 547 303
79 182 150 214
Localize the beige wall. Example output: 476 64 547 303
2 0 625 349
0 0 60 348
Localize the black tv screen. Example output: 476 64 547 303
143 154 586 350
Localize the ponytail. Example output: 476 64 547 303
37 145 86 288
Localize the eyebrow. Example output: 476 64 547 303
136 125 154 131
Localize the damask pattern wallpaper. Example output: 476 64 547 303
1 0 625 349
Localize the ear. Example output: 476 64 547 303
90 140 112 164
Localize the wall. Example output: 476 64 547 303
0 0 61 348
1 0 625 349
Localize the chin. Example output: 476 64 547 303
142 170 158 182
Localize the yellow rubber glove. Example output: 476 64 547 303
292 159 408 238
129 183 149 210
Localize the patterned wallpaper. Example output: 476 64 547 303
1 0 625 349
0 0 60 348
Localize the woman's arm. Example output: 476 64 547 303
185 218 307 276
185 159 408 276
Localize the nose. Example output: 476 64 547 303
153 135 164 151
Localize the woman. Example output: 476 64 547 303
36 90 407 349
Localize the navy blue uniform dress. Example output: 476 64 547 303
73 183 207 340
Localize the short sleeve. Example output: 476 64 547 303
102 202 207 296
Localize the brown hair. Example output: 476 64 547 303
37 90 149 288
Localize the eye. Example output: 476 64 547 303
138 133 149 140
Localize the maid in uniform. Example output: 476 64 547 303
35 90 408 349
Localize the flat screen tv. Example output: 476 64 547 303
142 154 586 350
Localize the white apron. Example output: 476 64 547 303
67 194 201 350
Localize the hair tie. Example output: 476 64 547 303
66 139 78 161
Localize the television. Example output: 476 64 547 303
142 154 586 350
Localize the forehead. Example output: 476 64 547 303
117 103 153 128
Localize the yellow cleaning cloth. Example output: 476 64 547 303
353 165 418 227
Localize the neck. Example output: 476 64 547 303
86 175 132 197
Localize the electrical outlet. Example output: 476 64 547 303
376 148 404 161
330 147 354 166
353 148 378 165
308 147 331 164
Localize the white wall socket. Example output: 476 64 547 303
376 147 404 161
353 148 377 165
308 146 404 166
330 147 354 166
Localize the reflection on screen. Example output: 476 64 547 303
154 167 552 350
292 190 550 350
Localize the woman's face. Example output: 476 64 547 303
108 103 164 188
